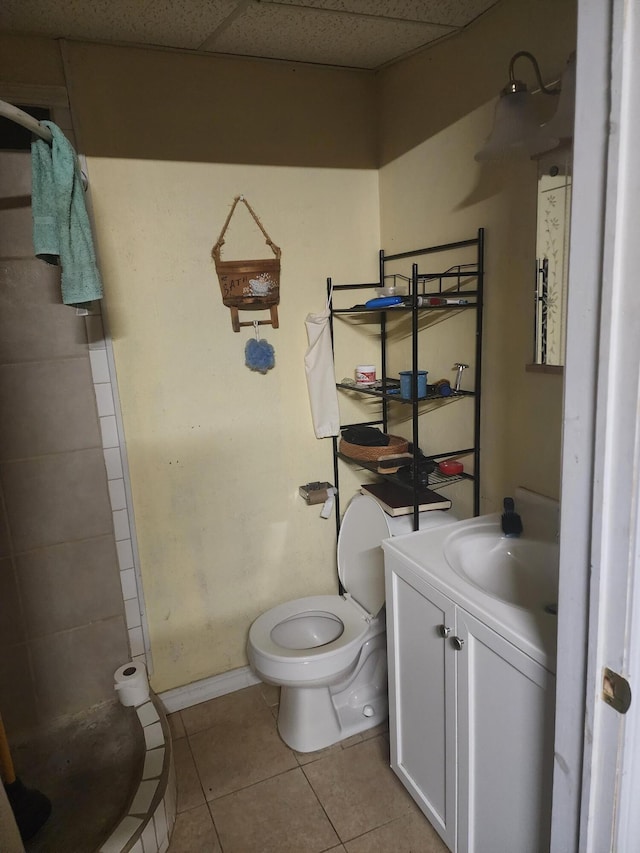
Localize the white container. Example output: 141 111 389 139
376 286 397 297
355 364 376 385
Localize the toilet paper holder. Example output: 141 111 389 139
299 482 334 505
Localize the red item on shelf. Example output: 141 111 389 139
439 460 463 475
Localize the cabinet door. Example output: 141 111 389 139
386 556 457 851
455 610 555 853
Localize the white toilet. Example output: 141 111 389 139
247 493 456 752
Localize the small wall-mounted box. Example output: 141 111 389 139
299 482 334 505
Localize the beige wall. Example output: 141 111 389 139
61 41 377 169
50 42 379 692
0 0 576 694
0 34 65 87
377 0 576 511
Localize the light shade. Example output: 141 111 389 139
528 53 576 156
475 88 546 161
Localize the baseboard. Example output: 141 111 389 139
158 666 261 714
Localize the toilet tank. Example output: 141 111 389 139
337 494 457 617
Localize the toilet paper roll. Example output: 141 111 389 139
114 661 149 707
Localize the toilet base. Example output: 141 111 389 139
276 633 388 753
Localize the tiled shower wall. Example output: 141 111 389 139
0 99 148 740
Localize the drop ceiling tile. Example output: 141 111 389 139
0 0 238 50
0 0 499 69
135 0 240 49
260 0 499 28
211 4 454 69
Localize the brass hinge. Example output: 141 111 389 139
603 667 632 714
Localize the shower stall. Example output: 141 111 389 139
0 101 174 851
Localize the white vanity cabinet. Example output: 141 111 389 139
385 551 555 853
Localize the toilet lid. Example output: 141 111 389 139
337 495 392 617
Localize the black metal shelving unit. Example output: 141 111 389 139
329 229 485 533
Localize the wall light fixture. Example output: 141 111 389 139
475 51 576 161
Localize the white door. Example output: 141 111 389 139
386 558 457 851
553 1 640 850
456 610 554 853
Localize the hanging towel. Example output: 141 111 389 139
304 304 340 438
31 121 103 308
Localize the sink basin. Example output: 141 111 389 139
443 523 559 609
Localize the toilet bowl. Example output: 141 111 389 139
247 493 457 753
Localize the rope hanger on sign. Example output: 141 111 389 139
212 194 282 333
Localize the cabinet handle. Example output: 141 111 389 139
451 636 465 650
438 624 451 638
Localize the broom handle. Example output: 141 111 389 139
0 714 17 785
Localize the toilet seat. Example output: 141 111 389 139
247 593 379 687
337 494 393 617
247 493 458 749
248 594 369 660
248 495 458 691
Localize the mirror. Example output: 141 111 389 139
530 143 573 370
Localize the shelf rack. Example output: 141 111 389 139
328 229 484 532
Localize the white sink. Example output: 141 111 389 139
443 523 559 610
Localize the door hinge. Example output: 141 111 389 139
603 667 632 714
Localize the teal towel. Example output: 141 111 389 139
31 121 103 308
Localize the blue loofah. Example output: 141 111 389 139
245 337 275 373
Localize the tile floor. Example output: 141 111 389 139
166 683 448 853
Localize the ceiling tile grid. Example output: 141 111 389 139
210 3 455 69
0 0 238 49
260 0 500 28
0 0 500 70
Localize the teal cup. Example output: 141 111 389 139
399 370 428 399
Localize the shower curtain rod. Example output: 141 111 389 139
0 99 52 143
